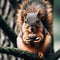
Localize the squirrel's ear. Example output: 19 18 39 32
37 9 42 18
23 10 27 19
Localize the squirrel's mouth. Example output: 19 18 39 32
26 34 42 41
23 34 44 47
25 34 44 43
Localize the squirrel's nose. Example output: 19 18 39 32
31 27 34 32
29 27 35 33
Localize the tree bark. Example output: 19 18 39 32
0 47 60 60
0 47 41 60
0 16 17 47
50 49 60 60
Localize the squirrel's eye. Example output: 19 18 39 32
25 19 28 23
25 20 27 23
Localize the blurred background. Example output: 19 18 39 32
54 0 60 52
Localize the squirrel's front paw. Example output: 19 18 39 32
38 52 44 58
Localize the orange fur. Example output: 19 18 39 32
16 0 52 58
17 33 51 58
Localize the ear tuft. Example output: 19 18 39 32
23 10 27 19
37 9 42 18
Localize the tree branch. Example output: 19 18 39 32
0 47 42 60
0 47 60 60
0 16 17 47
50 49 60 60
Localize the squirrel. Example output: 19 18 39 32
16 0 53 58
